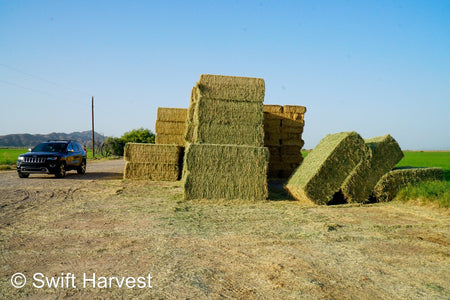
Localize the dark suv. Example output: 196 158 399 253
17 140 87 178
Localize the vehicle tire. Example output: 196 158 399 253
55 163 66 178
18 171 30 178
77 160 86 174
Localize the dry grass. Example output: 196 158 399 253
1 176 449 299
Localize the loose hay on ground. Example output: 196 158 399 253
183 143 269 200
372 167 444 202
285 132 367 205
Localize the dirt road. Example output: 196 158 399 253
1 159 449 299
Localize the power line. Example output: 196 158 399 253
0 63 93 97
0 79 55 97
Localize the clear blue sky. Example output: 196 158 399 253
1 0 449 150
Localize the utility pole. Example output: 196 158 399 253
91 96 95 159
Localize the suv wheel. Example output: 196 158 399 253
18 171 30 178
77 160 86 174
55 163 66 178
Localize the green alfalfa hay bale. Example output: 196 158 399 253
191 121 265 147
124 143 182 163
124 162 180 181
183 143 269 200
194 97 264 125
155 121 186 135
285 132 367 205
155 134 186 146
372 167 444 202
196 74 265 102
157 107 188 122
340 134 404 203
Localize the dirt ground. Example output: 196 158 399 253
0 160 449 299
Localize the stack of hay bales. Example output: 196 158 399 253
263 105 306 178
185 75 265 146
183 74 269 200
372 167 443 202
123 143 183 180
155 107 187 146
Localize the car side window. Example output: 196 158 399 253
67 143 74 152
74 143 81 152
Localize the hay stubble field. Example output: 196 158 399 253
0 159 449 299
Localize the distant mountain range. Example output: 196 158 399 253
0 131 106 148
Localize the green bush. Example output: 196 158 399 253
102 128 155 156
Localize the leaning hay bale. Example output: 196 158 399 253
124 162 180 181
157 107 187 122
283 105 306 114
197 74 265 102
285 132 367 205
155 134 186 146
183 143 269 200
155 121 186 135
124 143 182 163
340 134 404 203
372 167 444 202
264 105 283 113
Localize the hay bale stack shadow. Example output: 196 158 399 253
264 105 306 179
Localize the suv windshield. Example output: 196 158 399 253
32 142 67 153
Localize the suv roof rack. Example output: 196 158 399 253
47 140 72 142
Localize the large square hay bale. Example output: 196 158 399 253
285 132 367 205
183 143 269 200
372 167 444 202
340 134 404 203
196 74 265 102
124 162 180 181
155 121 186 135
155 134 186 146
123 143 183 180
124 143 182 163
157 107 187 122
